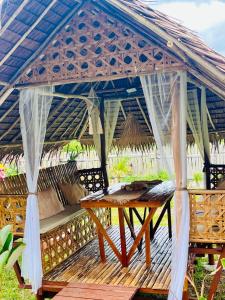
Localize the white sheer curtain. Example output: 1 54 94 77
87 88 102 160
104 100 121 157
20 86 53 293
201 86 210 161
141 70 189 300
87 88 120 161
187 89 204 159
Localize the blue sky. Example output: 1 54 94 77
153 0 225 55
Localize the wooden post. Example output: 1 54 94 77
99 98 109 192
118 208 128 267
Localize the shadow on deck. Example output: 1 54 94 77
44 226 171 296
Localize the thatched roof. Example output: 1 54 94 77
0 0 224 159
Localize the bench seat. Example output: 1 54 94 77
40 204 81 234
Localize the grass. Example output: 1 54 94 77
111 207 169 227
0 269 35 300
189 258 225 300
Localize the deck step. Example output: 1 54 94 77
53 282 138 300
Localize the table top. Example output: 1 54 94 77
81 181 174 208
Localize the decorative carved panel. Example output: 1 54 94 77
19 2 183 85
79 168 105 192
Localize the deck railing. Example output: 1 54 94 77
189 189 225 244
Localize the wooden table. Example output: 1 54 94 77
52 283 138 300
81 181 174 268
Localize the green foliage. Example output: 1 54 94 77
5 164 19 177
0 225 25 271
123 170 170 183
110 157 133 180
193 171 203 185
157 170 170 181
221 258 225 269
0 268 35 300
187 258 225 300
63 140 83 162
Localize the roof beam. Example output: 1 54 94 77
6 1 83 84
0 88 14 106
76 110 89 140
0 118 20 141
0 0 29 37
0 99 19 123
49 101 85 140
0 80 9 86
136 98 152 134
120 102 126 120
0 0 84 105
60 105 86 139
0 0 57 67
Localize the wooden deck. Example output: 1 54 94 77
44 226 172 295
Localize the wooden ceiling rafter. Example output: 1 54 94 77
49 101 85 140
60 106 87 139
77 110 89 140
0 0 84 104
0 99 19 123
0 81 8 86
136 97 152 134
0 118 20 142
0 0 58 68
0 0 29 38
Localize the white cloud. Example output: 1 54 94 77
154 0 225 32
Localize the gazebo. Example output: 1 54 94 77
0 1 225 300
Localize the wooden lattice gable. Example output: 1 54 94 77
18 1 184 86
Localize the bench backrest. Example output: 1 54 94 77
0 162 78 206
0 162 105 206
205 163 225 190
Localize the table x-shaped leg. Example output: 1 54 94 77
86 207 157 267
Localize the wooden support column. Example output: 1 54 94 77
99 98 109 191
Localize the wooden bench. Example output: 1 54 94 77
52 283 138 300
0 162 111 275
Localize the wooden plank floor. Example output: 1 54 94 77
53 283 138 300
44 226 172 294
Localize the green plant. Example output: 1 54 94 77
63 140 83 162
5 164 19 177
157 170 170 181
187 258 225 300
0 225 26 291
110 157 133 181
193 171 203 186
123 170 170 183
